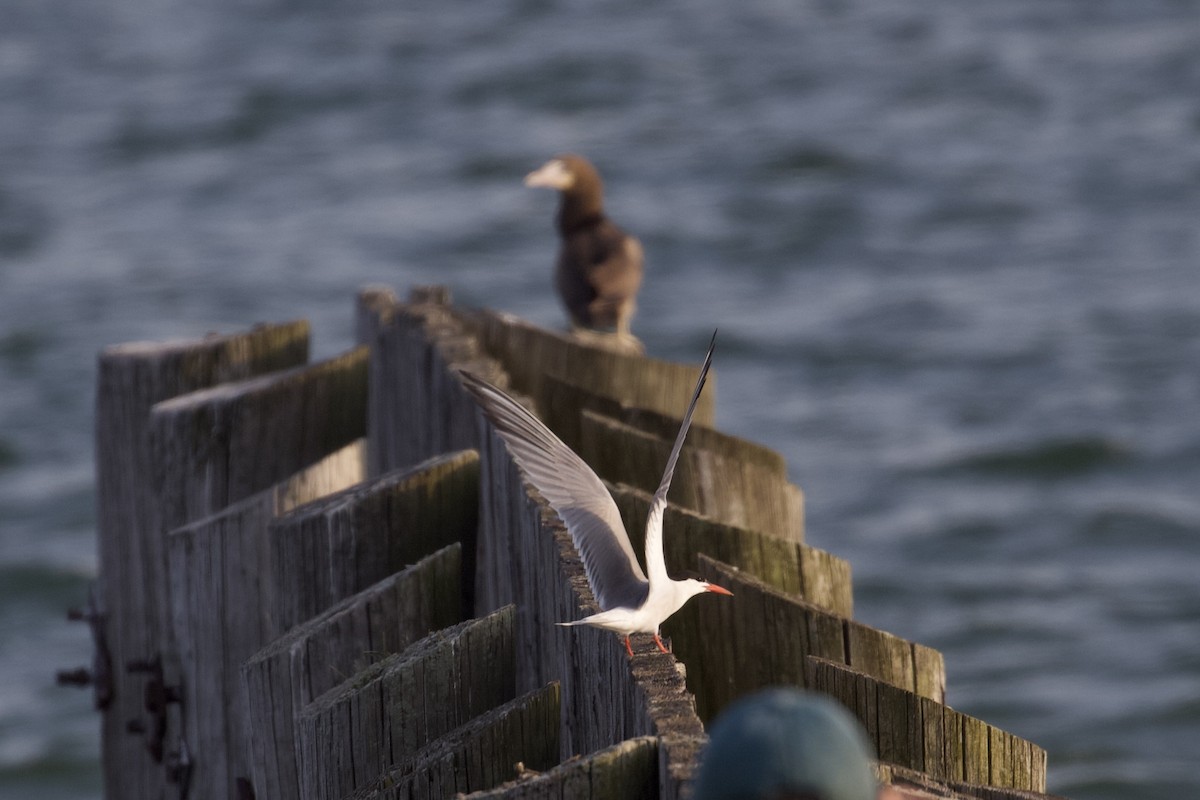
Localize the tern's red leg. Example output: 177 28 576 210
624 636 634 658
654 633 669 654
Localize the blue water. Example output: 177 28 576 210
2 1 1198 798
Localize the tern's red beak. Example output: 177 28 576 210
705 583 734 596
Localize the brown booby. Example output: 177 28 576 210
525 155 644 344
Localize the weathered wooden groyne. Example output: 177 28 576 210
76 285 1060 799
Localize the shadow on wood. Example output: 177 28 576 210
242 545 464 800
265 450 480 638
463 735 659 800
296 606 517 800
351 682 562 799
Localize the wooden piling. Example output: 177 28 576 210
166 440 366 799
538 372 783 474
461 307 716 428
806 657 1050 797
463 736 659 800
263 450 479 637
241 544 464 799
355 287 1055 799
363 289 714 797
295 607 518 800
86 287 1061 800
349 682 563 799
95 322 309 800
148 346 367 529
356 286 502 476
667 554 946 723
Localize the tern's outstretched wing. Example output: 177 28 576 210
644 331 717 585
460 372 649 611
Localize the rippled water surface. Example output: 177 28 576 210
2 1 1198 798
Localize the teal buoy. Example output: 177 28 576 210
693 688 878 800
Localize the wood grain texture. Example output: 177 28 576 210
296 607 517 800
536 371 776 476
807 657 1050 796
349 682 562 799
147 344 368 792
166 439 365 799
463 307 715 430
356 287 503 476
242 545 463 800
95 320 309 800
878 763 1066 800
149 346 367 534
264 450 479 638
673 556 945 723
462 736 659 800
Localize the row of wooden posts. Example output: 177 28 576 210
80 285 1059 799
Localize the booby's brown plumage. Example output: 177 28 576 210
525 154 644 341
